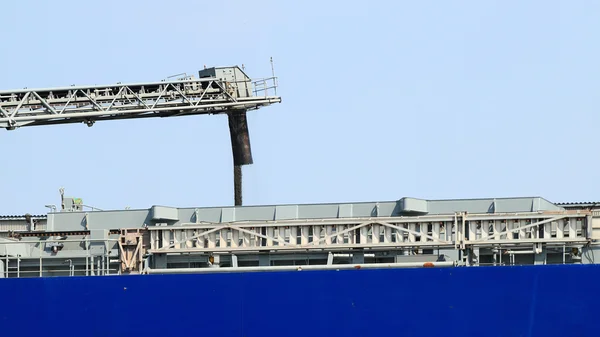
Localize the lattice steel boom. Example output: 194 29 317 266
0 66 280 129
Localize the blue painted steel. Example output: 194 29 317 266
0 264 596 337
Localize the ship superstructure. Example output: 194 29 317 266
0 193 598 278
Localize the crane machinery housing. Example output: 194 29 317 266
0 64 599 337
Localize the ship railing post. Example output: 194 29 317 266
586 215 593 240
461 213 467 250
499 247 502 265
39 244 42 277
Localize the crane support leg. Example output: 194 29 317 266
234 165 243 206
228 110 252 206
228 110 253 166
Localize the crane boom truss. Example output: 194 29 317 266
0 73 280 129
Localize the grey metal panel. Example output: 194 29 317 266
47 240 81 253
199 66 252 98
425 197 563 215
297 204 340 219
535 198 565 212
494 199 533 213
399 198 428 214
275 205 298 220
231 67 253 98
338 204 353 218
232 206 278 222
48 210 151 231
177 209 197 224
0 238 29 257
351 203 379 217
39 196 566 232
21 249 119 259
193 208 222 223
151 206 179 222
394 255 438 263
90 229 108 240
377 202 401 217
89 229 108 255
11 239 119 259
427 199 496 214
220 208 236 222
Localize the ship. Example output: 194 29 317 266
0 64 598 337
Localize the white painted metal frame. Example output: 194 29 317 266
0 77 280 129
459 212 589 247
147 211 591 254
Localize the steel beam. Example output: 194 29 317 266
145 261 456 274
0 76 280 129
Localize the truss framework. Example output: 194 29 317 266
117 229 147 273
0 76 280 129
147 211 592 255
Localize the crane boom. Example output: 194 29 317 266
0 65 281 206
0 66 280 129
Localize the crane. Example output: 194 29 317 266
0 63 281 206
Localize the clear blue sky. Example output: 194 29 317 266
1 1 599 215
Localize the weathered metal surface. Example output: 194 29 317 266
228 110 253 166
234 165 243 206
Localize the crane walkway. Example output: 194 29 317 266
0 66 280 129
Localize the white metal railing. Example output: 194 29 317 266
252 77 278 97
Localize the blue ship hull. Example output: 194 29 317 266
0 264 595 337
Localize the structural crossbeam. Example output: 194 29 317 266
146 211 592 254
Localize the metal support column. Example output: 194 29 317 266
352 252 364 264
258 254 270 267
534 246 547 265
